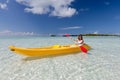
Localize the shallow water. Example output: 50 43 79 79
0 36 120 80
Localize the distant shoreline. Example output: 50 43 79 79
0 34 119 37
50 34 120 37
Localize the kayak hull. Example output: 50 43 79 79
9 44 91 57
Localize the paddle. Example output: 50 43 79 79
65 34 88 53
80 46 87 53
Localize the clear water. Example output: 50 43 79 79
0 36 120 80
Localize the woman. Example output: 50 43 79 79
66 34 87 53
75 34 84 46
65 34 84 45
76 34 88 53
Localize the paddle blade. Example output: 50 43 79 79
65 34 70 37
80 46 88 53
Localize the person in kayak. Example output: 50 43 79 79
65 34 88 53
75 34 84 46
67 34 84 46
76 34 88 53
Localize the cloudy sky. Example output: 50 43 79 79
0 0 120 35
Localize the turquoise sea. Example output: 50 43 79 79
0 36 120 80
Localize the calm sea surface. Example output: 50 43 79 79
0 36 120 80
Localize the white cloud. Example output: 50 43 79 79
93 31 99 34
16 0 77 18
0 0 9 10
0 30 36 36
0 3 7 10
0 30 12 34
61 26 82 30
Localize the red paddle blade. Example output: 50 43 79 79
80 46 88 53
65 34 70 37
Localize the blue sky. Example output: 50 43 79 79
0 0 120 35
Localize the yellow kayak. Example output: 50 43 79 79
9 44 91 57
